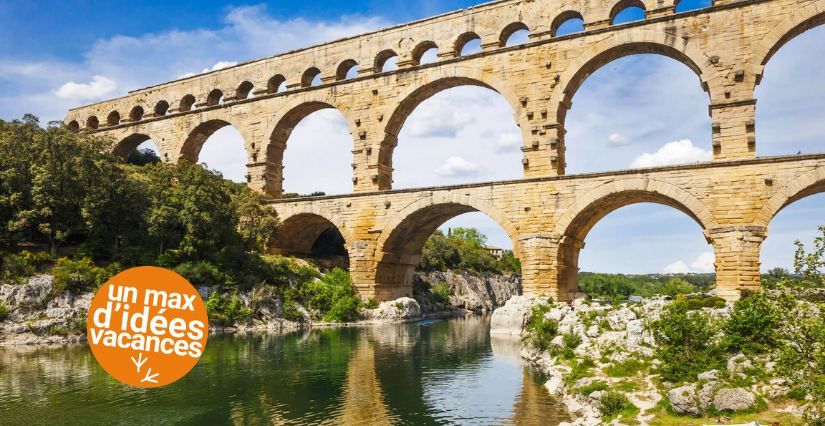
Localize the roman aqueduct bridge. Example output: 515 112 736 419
65 0 825 301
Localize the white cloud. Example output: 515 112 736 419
433 157 483 177
630 139 712 168
664 252 715 274
495 132 523 152
664 260 690 274
607 132 630 147
54 75 116 101
691 252 716 273
202 61 238 73
406 96 474 138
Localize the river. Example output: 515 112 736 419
0 314 569 425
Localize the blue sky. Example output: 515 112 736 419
1 0 823 274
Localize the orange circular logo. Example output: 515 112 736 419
87 267 208 388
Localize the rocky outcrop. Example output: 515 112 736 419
414 271 521 311
714 388 757 412
363 297 422 321
490 296 543 335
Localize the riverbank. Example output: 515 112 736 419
0 268 522 346
491 295 810 425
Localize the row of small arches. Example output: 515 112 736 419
69 0 708 132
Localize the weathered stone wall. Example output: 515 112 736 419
64 0 825 198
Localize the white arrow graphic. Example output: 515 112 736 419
131 353 148 373
141 368 159 384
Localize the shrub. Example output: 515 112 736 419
430 281 453 304
301 268 356 313
723 291 778 355
580 381 609 396
325 295 361 323
524 304 558 351
650 300 726 382
53 257 120 295
564 331 583 349
68 311 87 334
0 251 49 281
605 359 646 378
283 300 303 322
600 391 638 420
565 358 596 385
173 261 224 286
0 301 8 322
787 387 807 402
364 298 379 309
204 293 252 326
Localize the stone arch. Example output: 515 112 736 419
206 89 223 107
112 133 155 159
268 206 353 255
374 49 398 73
550 10 585 37
609 0 646 24
553 178 719 241
236 81 254 99
130 106 144 122
301 67 322 87
498 22 529 47
454 31 482 56
67 120 80 133
154 100 169 116
550 30 721 127
373 192 520 300
260 93 354 198
107 110 121 127
86 116 99 130
179 110 252 163
411 41 439 65
748 0 825 83
550 178 718 298
267 74 287 94
336 59 359 80
179 94 196 112
378 67 523 186
755 166 825 226
377 192 521 257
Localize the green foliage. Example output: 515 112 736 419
325 295 361 323
794 225 825 287
204 293 252 326
787 387 807 402
282 300 303 322
430 281 453 304
524 304 558 351
0 301 8 322
301 268 356 313
417 229 520 274
579 273 632 303
605 359 646 378
723 291 778 355
579 381 609 396
126 148 161 166
52 257 120 295
671 295 728 311
564 358 596 385
1 250 52 282
364 298 379 309
563 331 582 349
173 261 224 286
579 272 715 299
600 391 638 421
650 299 726 382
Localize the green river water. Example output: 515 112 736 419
0 314 569 425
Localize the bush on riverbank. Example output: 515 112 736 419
417 229 520 275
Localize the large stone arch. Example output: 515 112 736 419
755 166 825 226
267 204 353 256
260 93 355 198
373 191 521 300
550 30 723 127
548 178 719 298
376 66 524 188
748 0 825 82
178 109 253 163
112 133 155 159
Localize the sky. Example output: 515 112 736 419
1 0 823 274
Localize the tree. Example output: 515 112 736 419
126 148 162 166
451 227 487 248
794 225 825 287
767 267 790 279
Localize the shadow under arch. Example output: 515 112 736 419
179 111 251 164
551 31 721 127
261 95 354 198
267 207 353 257
378 67 523 189
551 178 718 298
373 192 520 300
749 0 825 82
755 166 825 226
113 133 155 159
